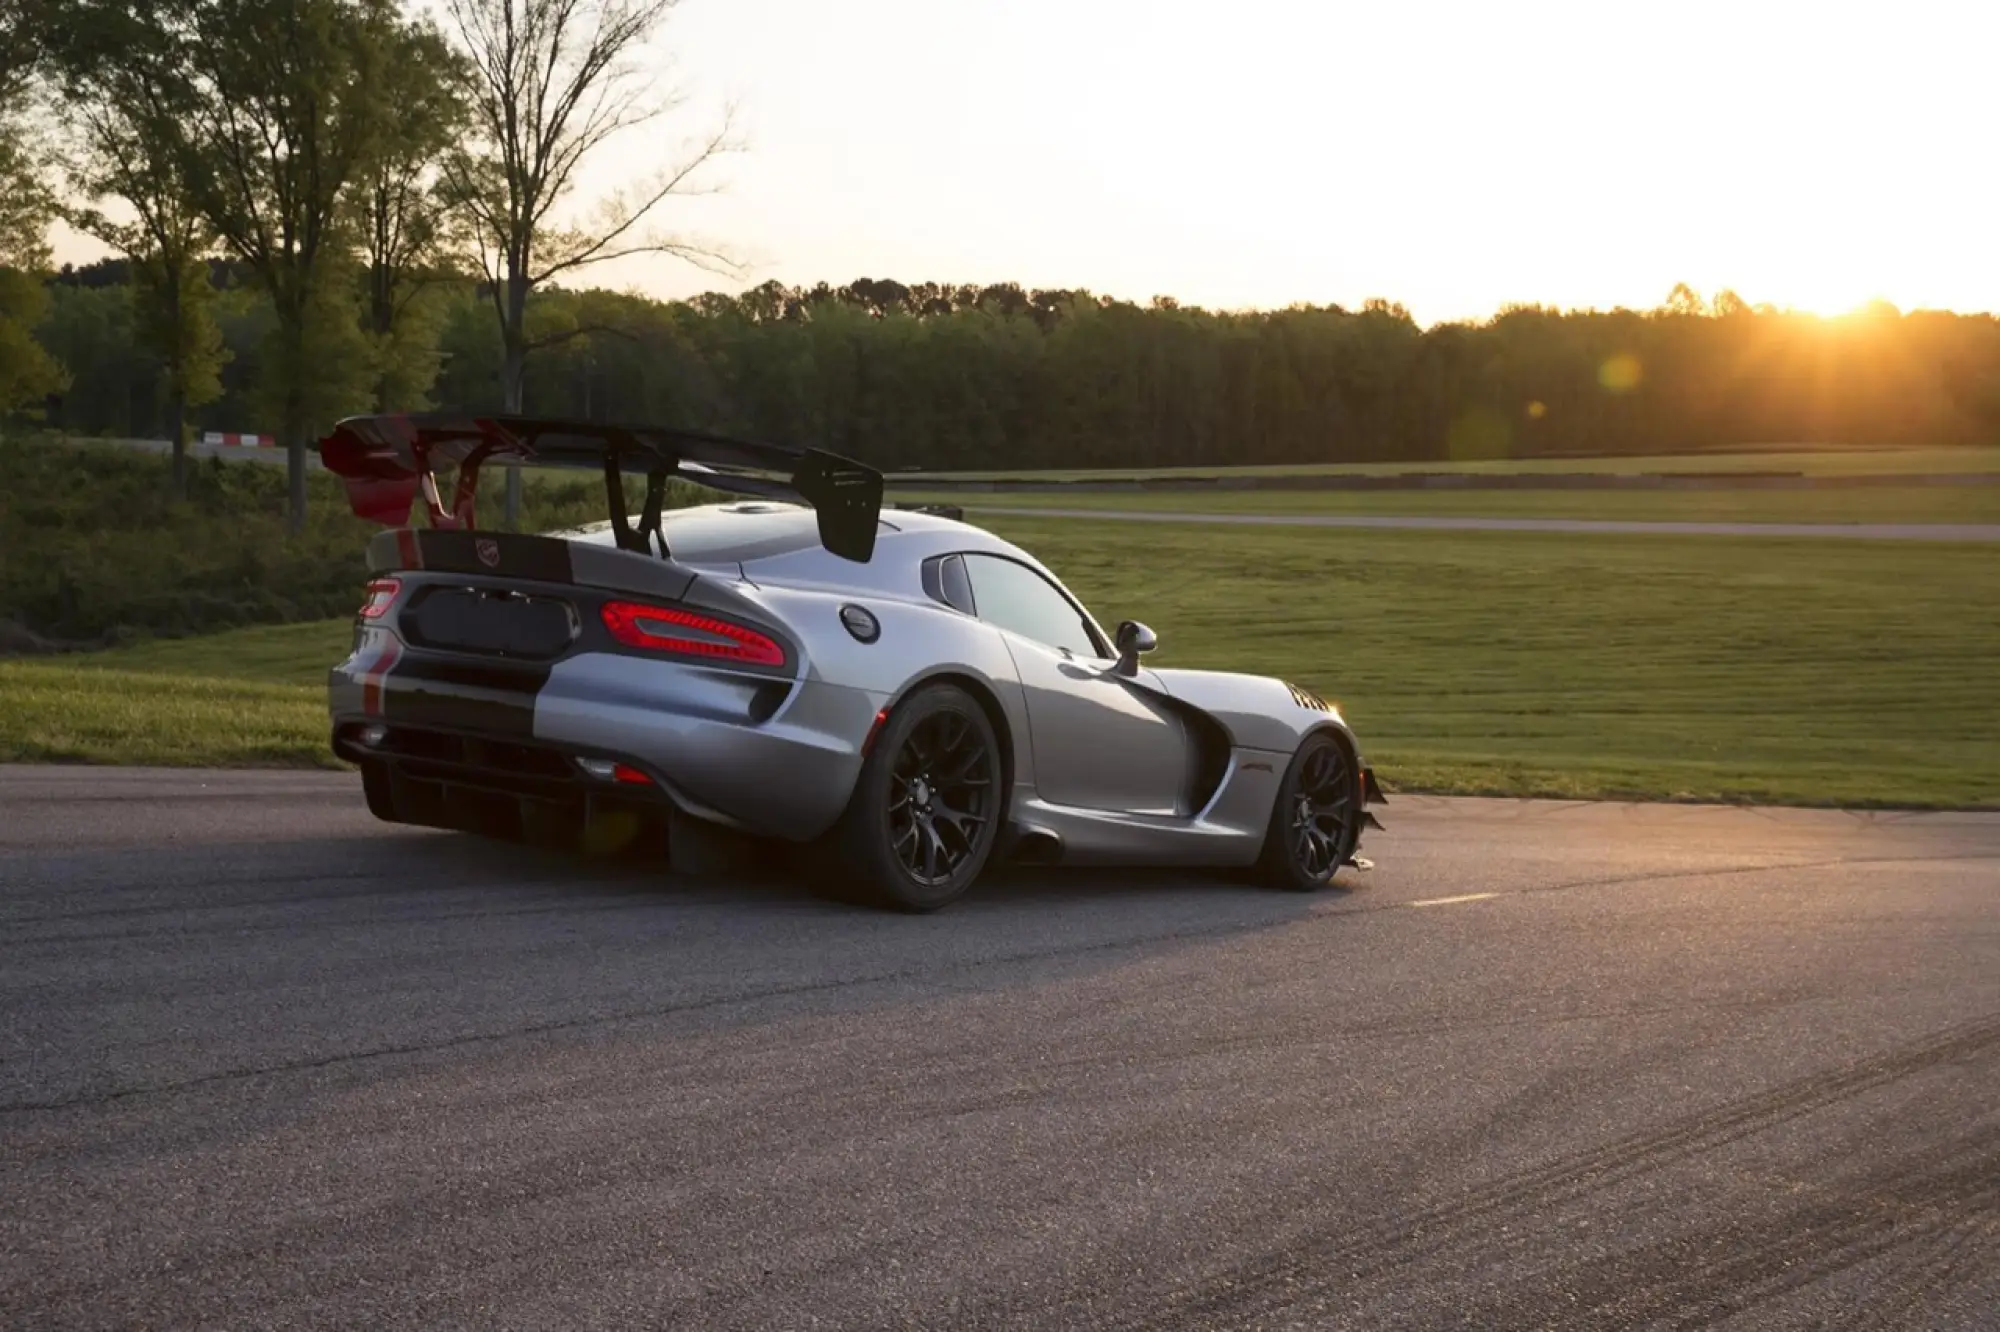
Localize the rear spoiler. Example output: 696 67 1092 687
317 413 886 563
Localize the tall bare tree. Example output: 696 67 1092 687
441 0 741 524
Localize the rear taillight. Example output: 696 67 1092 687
600 601 786 667
359 577 401 619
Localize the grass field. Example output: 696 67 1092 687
4 521 1994 807
895 483 2000 525
890 444 2000 483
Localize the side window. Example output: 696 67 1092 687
940 555 975 615
921 554 976 615
962 554 1103 658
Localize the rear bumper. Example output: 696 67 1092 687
331 634 879 841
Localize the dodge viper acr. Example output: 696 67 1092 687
318 413 1386 911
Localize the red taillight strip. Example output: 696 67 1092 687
600 601 786 667
359 577 401 619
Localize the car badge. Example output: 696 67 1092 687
476 538 501 567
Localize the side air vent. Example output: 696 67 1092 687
1287 682 1331 712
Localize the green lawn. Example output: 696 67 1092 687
4 522 1995 808
896 483 2000 526
0 621 353 767
891 443 2000 483
76 618 359 686
0 662 334 767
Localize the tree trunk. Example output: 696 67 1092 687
283 313 308 534
164 278 187 502
167 389 187 501
501 274 530 530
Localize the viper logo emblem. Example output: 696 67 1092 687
475 538 500 567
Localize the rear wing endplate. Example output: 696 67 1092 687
318 413 886 563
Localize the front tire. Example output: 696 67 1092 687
821 683 1004 912
1255 730 1361 892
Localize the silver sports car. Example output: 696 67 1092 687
319 413 1386 911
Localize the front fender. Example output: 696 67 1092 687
1146 667 1362 757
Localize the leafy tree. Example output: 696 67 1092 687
144 0 400 530
0 84 66 414
34 282 150 435
440 0 742 524
354 12 471 411
54 48 228 495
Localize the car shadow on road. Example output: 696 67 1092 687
372 823 1361 923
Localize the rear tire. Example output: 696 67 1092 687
819 683 1004 912
1255 730 1361 892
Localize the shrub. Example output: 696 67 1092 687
0 435 703 644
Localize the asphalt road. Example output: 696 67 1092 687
973 506 2000 542
3 767 1996 1329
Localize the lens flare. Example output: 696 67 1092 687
1525 400 1547 419
1598 354 1642 392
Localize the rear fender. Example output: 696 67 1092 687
743 581 1033 778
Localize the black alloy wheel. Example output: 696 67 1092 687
823 683 1004 912
888 708 996 888
1258 730 1361 891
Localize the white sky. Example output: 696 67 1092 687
49 0 2000 325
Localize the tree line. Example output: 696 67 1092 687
26 266 2000 476
4 3 1997 529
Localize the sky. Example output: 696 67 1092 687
49 0 2000 326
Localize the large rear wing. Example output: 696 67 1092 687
318 413 886 562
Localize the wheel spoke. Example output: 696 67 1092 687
937 740 987 784
935 804 986 841
922 821 943 879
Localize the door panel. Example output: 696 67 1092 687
959 550 1190 815
1001 634 1191 815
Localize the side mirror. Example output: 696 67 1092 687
1113 619 1157 676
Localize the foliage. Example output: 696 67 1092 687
53 42 229 483
18 267 2000 472
130 248 228 423
0 435 640 642
0 266 65 413
355 10 471 409
0 67 64 412
31 281 143 433
132 0 404 526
